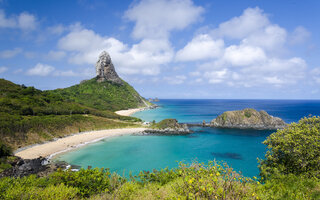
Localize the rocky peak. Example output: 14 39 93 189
95 51 123 84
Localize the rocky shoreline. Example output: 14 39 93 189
0 156 69 178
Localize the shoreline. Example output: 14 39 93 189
115 107 146 116
15 128 146 160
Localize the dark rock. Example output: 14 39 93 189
0 156 68 178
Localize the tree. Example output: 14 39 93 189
259 116 320 179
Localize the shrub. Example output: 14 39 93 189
0 141 12 157
50 168 124 198
259 116 320 179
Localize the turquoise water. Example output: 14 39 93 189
55 99 320 177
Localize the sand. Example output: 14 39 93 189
115 108 145 116
15 128 146 159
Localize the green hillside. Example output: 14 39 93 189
52 77 151 111
0 78 144 149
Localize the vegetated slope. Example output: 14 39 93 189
0 78 141 149
52 78 150 111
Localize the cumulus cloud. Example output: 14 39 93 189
58 27 173 75
290 26 311 45
26 63 93 77
176 34 224 62
0 48 22 58
0 10 37 30
26 63 55 76
223 45 266 66
125 0 204 39
18 12 37 30
0 66 8 74
211 7 269 39
179 7 309 88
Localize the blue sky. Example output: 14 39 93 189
0 0 320 99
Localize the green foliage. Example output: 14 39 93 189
0 175 79 200
51 78 148 111
259 116 320 179
0 161 319 199
50 168 124 197
151 119 179 129
256 173 320 200
173 161 257 200
0 141 12 157
244 110 252 118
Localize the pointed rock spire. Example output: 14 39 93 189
95 51 122 84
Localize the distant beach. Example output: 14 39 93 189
115 107 149 116
15 128 146 159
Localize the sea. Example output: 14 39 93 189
54 99 320 177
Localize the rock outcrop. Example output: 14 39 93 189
210 108 286 130
143 119 192 135
0 156 68 178
96 51 123 84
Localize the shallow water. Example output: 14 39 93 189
55 99 320 177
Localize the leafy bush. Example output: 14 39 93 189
0 141 12 157
259 116 320 179
0 175 78 200
50 168 124 198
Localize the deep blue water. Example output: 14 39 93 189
55 99 320 177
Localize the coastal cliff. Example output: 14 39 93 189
210 108 286 130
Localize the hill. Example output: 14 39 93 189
52 77 149 111
0 78 142 149
0 51 150 149
52 51 151 111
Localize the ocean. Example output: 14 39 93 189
54 99 320 177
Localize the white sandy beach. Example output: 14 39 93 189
115 108 145 116
15 128 146 159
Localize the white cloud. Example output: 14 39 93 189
18 12 37 30
0 10 37 30
0 48 22 58
211 7 269 39
58 27 173 75
46 50 66 61
164 75 186 84
26 63 55 76
241 24 287 51
0 66 8 73
223 45 266 66
204 69 228 84
177 6 308 88
290 26 311 45
175 34 224 62
0 10 16 28
125 0 203 39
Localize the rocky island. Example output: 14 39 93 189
143 119 192 135
210 108 287 130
